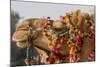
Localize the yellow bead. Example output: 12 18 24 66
48 40 52 46
48 32 51 36
52 39 55 44
56 44 61 48
65 16 70 24
78 31 80 34
68 44 71 48
75 29 78 32
68 39 71 42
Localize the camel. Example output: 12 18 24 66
12 18 69 64
12 10 95 65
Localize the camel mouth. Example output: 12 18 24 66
16 40 28 48
12 30 29 42
12 28 40 48
12 30 29 48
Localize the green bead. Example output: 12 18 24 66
69 29 71 34
66 36 69 40
65 32 68 34
64 44 67 47
53 34 57 38
49 52 53 57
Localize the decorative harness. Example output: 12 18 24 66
25 23 38 65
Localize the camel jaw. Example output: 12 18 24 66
16 40 28 48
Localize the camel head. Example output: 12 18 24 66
12 18 69 55
12 18 48 48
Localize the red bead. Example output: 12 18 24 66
54 50 60 55
75 35 81 41
63 35 66 38
52 45 56 48
81 29 84 33
57 37 60 41
48 57 55 63
51 45 56 51
92 28 95 32
78 44 83 48
62 16 65 20
60 16 65 20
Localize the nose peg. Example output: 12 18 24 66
27 23 33 30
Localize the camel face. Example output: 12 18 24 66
12 18 48 48
12 18 69 54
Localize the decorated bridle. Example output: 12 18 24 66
24 23 37 65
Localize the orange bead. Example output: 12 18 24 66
48 41 52 46
54 39 58 45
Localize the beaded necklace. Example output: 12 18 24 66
45 27 83 63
